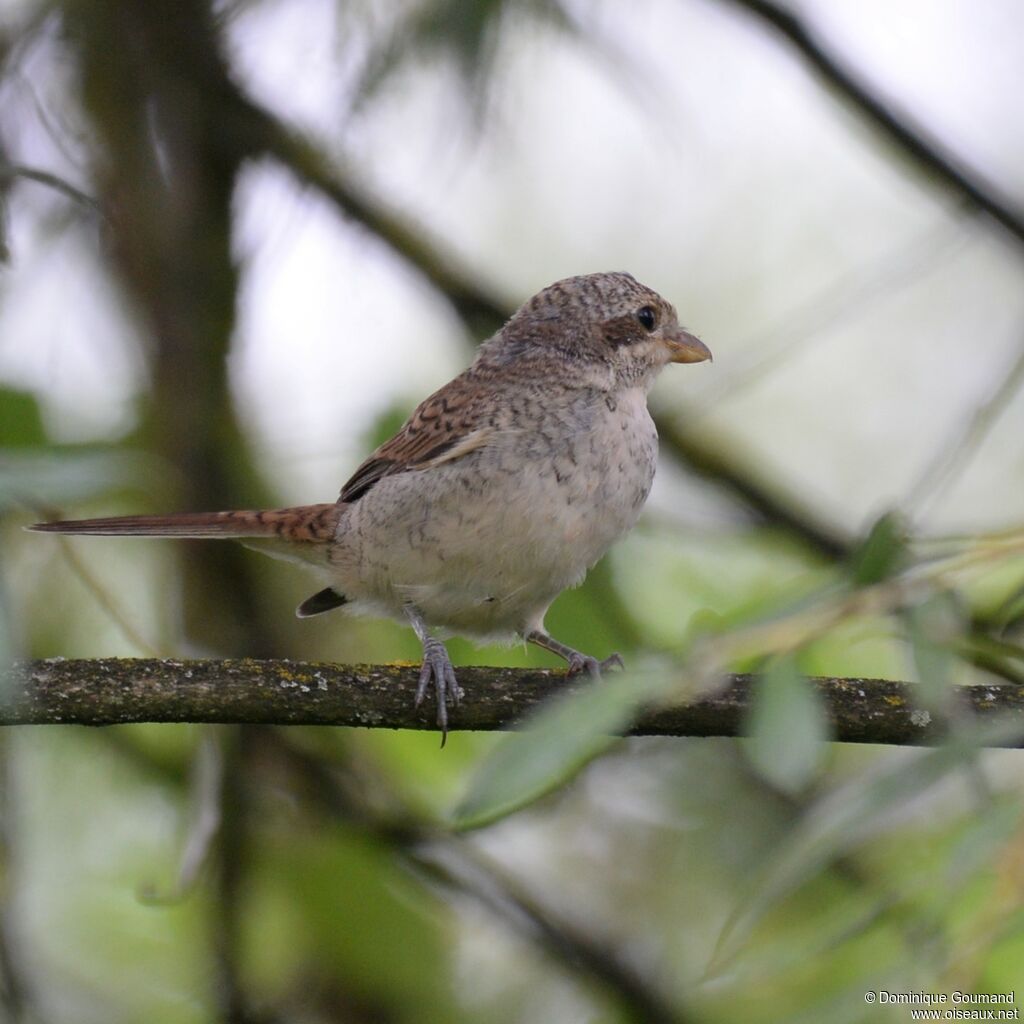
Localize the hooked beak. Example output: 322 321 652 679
664 327 712 364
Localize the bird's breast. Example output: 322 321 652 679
549 387 657 548
328 386 658 634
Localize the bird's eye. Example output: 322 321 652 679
637 306 657 331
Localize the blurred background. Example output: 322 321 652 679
1 0 1024 1020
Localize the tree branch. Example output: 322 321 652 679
5 659 1023 746
245 122 509 339
719 0 1024 248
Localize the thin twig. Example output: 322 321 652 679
138 730 223 904
53 536 164 658
0 163 102 213
907 330 1024 513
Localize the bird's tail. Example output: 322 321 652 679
28 503 341 542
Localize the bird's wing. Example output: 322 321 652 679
339 372 500 503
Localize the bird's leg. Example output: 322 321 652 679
404 604 459 745
525 630 624 677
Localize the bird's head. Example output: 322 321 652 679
488 271 711 390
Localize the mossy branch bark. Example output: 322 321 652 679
4 659 1023 745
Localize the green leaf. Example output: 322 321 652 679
744 656 829 796
991 579 1024 634
0 388 46 447
452 663 673 830
848 511 908 586
954 632 1024 685
258 831 454 1013
905 591 964 707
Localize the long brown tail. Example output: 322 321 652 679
28 504 341 542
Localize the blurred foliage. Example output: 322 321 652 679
744 655 829 796
355 0 577 115
453 662 675 829
1 0 1024 1022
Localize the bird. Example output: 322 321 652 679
30 271 711 742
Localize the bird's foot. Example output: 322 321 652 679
525 629 624 678
566 651 625 678
416 636 460 746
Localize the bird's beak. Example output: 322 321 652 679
664 328 712 364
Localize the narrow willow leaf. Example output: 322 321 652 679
452 664 673 830
954 633 1024 685
849 510 908 586
906 591 963 706
745 657 829 796
992 581 1024 632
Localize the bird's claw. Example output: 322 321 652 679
566 651 624 678
601 652 625 672
417 638 460 745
